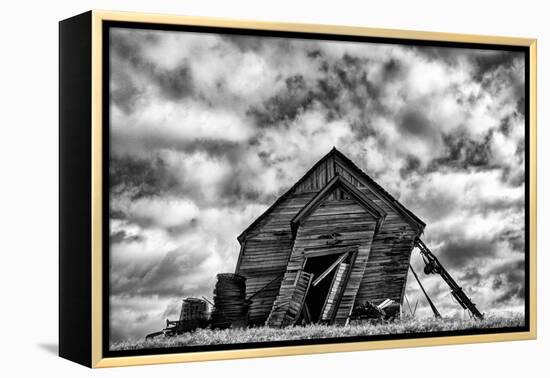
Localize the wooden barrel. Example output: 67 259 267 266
180 297 208 322
170 297 209 333
211 273 249 329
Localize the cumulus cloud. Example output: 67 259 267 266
108 27 526 342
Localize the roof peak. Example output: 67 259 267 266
237 146 425 243
290 174 386 236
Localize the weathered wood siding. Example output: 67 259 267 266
267 197 376 326
355 230 417 307
294 155 336 193
236 192 315 325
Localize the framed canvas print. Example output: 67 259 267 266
59 10 537 368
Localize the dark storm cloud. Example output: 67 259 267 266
110 229 144 244
111 247 211 297
110 29 154 67
112 141 266 206
135 313 149 323
459 267 483 287
489 260 525 304
111 264 153 295
413 46 521 79
110 155 179 200
430 132 493 170
220 34 265 52
181 139 245 158
337 54 378 108
165 218 199 237
414 47 526 117
248 75 314 126
474 50 525 116
110 32 151 113
153 64 194 100
498 116 514 136
135 249 206 297
249 53 384 129
480 198 525 218
472 51 518 81
314 54 377 117
516 96 525 116
402 179 461 223
222 33 297 55
498 229 525 253
381 58 404 82
489 260 525 280
111 128 246 159
219 172 264 204
496 285 525 303
507 169 525 188
437 237 498 267
399 155 422 177
111 69 142 114
399 108 434 138
307 49 322 59
110 209 127 220
349 119 378 141
111 29 195 111
514 89 525 117
411 45 465 65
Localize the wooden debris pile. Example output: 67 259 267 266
170 297 209 332
351 298 400 321
146 297 210 339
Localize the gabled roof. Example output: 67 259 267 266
331 148 425 230
237 147 425 243
290 174 386 236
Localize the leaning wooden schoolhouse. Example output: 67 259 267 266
234 148 426 327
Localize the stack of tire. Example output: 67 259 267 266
211 273 248 329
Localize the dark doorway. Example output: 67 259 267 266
302 253 347 323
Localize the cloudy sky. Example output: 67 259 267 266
108 26 526 343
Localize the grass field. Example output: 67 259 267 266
111 313 524 351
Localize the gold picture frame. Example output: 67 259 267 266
59 10 537 368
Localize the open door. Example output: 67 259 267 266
291 249 356 325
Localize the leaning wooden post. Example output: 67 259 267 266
409 264 441 319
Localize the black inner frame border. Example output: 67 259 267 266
102 20 531 359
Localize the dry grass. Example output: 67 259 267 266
111 313 524 351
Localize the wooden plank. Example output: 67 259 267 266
268 271 313 327
287 271 313 323
312 252 349 287
320 262 350 321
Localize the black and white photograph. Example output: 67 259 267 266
106 24 528 353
